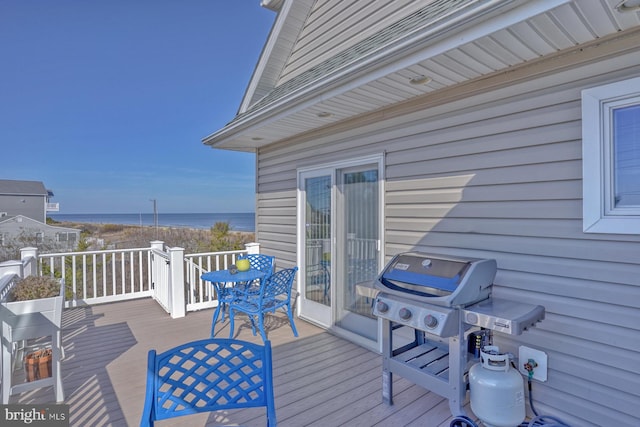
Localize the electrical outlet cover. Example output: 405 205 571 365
518 345 548 382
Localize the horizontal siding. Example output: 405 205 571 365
380 54 640 424
257 38 640 426
255 188 298 268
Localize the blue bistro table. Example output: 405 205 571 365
201 269 266 336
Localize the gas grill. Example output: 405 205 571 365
371 252 545 417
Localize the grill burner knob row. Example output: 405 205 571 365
399 308 412 320
424 314 438 329
376 300 389 313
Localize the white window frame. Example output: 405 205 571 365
582 76 640 234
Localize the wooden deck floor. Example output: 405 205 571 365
10 298 471 427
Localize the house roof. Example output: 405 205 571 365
0 179 48 196
203 0 640 152
0 214 79 232
239 0 315 112
243 0 481 115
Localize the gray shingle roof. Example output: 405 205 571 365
233 0 479 123
0 179 47 196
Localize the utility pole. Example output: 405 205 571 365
150 199 158 239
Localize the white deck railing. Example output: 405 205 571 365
37 247 155 307
183 249 248 312
0 242 261 319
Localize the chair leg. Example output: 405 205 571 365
211 303 223 337
228 308 235 338
258 314 268 342
286 304 299 337
54 329 64 402
248 315 258 336
220 300 227 322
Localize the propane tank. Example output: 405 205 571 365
469 346 525 427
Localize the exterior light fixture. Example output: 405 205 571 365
616 0 640 12
251 137 263 141
409 75 432 85
317 111 333 118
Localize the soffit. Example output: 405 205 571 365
204 0 640 152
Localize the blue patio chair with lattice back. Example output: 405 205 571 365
235 254 276 294
228 267 298 342
245 254 276 277
209 254 276 337
140 338 276 427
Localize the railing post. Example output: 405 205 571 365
20 247 38 277
245 242 260 255
150 241 164 251
168 246 186 319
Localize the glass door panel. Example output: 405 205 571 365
334 166 379 341
300 173 332 326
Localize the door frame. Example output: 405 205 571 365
296 153 385 351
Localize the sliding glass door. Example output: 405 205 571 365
298 155 382 345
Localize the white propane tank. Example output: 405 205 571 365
469 346 525 427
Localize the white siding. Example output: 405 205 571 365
278 0 430 85
256 34 640 426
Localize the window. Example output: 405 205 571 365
582 76 640 234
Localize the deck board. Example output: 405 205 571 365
9 298 468 426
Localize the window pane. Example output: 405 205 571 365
342 168 378 319
304 175 331 306
613 104 640 207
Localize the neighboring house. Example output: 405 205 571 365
0 179 79 254
0 179 54 222
203 1 639 426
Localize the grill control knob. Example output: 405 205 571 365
424 314 438 329
399 308 412 320
376 300 389 313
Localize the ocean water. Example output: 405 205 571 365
49 213 255 232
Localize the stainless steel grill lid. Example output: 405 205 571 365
375 252 497 307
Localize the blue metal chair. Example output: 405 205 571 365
140 338 277 427
245 254 276 277
306 261 331 302
210 254 276 337
234 254 276 295
229 267 299 342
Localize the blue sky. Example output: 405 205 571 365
1 1 275 214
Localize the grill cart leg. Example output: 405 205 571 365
448 328 468 416
382 369 393 404
381 318 394 404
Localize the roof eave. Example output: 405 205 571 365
203 0 570 151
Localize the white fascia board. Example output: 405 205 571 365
260 0 284 12
238 1 289 113
239 0 314 113
205 0 570 148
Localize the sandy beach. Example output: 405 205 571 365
51 220 255 252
